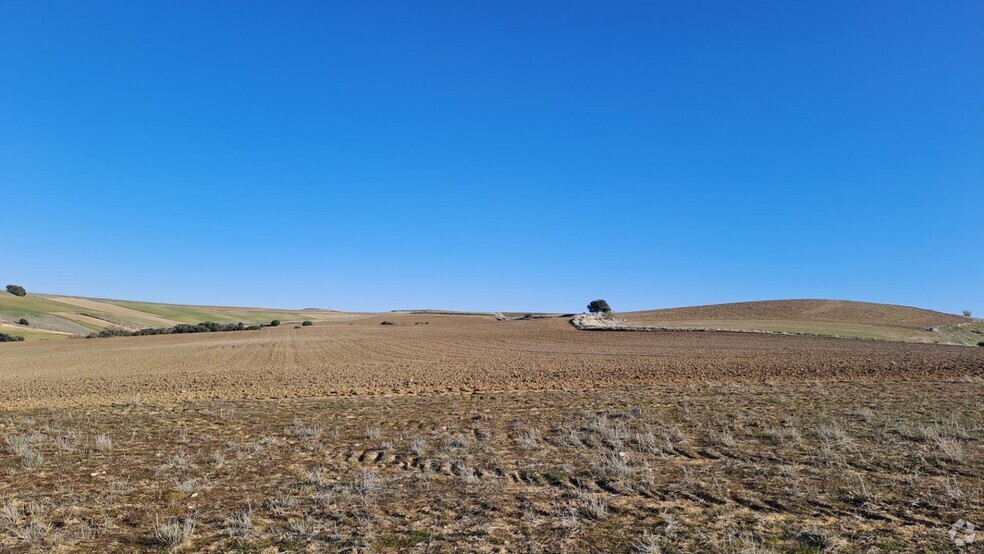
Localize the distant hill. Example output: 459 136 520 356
614 300 980 345
625 300 965 329
0 292 357 341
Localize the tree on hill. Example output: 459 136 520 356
587 299 612 314
6 285 27 297
963 310 973 317
270 320 281 327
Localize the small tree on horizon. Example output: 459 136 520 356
963 310 973 317
6 285 27 297
587 299 612 314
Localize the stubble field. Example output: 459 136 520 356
1 314 982 552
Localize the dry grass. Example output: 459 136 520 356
1 381 981 551
0 312 982 551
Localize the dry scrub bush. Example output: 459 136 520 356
154 516 195 548
93 433 113 452
410 437 428 456
224 509 254 538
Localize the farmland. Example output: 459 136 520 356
1 307 982 552
0 292 351 339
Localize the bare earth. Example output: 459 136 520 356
622 299 967 329
1 314 982 552
1 315 982 409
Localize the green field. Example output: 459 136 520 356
0 292 342 341
110 299 323 325
0 326 69 341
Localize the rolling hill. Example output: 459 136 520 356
610 299 982 345
0 291 360 340
2 293 979 345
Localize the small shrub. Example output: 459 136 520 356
0 333 25 342
17 318 29 326
154 516 195 547
94 433 113 452
301 320 313 326
978 341 984 348
270 320 281 327
963 310 973 317
380 321 395 325
587 299 612 314
5 285 26 297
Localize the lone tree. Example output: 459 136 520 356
6 285 26 297
17 319 28 326
270 320 281 327
587 299 612 314
963 310 973 317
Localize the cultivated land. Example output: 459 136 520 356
1 302 982 552
0 292 353 339
613 300 984 345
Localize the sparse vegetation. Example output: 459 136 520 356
0 333 25 342
88 321 254 338
16 318 28 326
587 299 612 313
1 307 982 551
153 516 195 547
0 382 978 551
5 284 26 297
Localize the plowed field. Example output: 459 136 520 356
1 314 981 408
2 313 983 552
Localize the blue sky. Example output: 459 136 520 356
2 1 981 313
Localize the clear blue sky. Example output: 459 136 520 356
2 1 981 314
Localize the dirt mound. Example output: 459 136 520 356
624 299 964 330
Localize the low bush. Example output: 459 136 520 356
5 285 27 297
17 318 29 326
0 333 25 342
380 321 395 325
978 341 984 348
89 321 255 339
270 320 281 327
301 320 313 326
93 327 135 338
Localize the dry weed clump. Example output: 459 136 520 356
154 516 195 547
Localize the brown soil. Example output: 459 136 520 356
623 299 965 329
1 314 980 409
1 382 981 552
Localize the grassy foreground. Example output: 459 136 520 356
1 382 980 552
